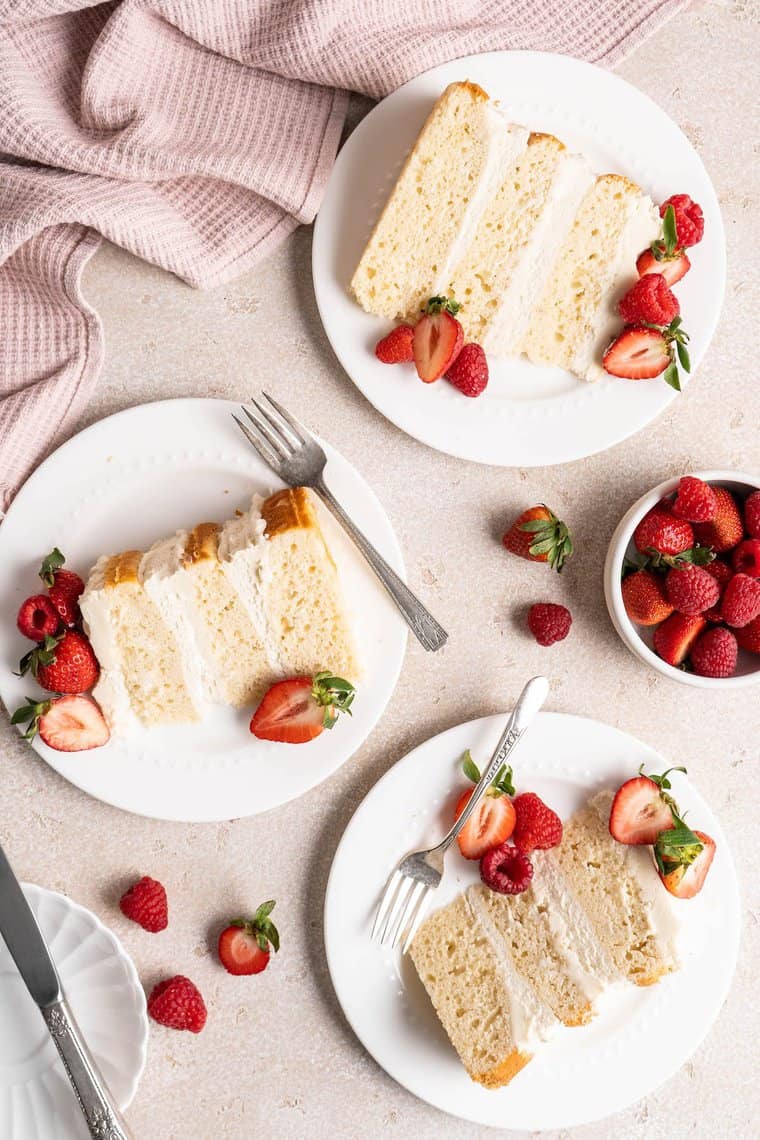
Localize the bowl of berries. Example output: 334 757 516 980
604 471 760 687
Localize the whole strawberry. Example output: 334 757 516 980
690 628 738 679
18 630 99 693
672 476 717 523
375 324 414 364
744 490 760 539
665 564 720 615
621 570 673 626
527 603 572 646
633 505 693 557
619 275 679 326
731 538 760 578
218 900 280 976
39 549 84 628
721 573 760 628
445 342 488 397
120 876 168 933
660 195 704 247
148 976 206 1033
16 594 60 642
502 505 573 572
512 792 563 854
693 487 743 553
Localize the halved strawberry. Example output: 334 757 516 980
636 246 691 287
454 751 516 860
656 829 715 899
249 672 355 743
653 612 706 666
603 326 670 380
609 769 680 845
412 296 463 383
218 900 279 975
11 694 109 751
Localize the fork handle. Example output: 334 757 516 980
312 478 448 652
433 676 550 854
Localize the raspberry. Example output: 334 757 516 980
690 627 738 679
445 342 489 397
375 324 414 364
672 476 717 523
665 564 720 615
731 539 760 578
119 876 168 932
660 194 704 247
735 615 760 654
744 491 760 539
703 559 734 622
512 792 563 854
527 603 572 647
16 595 60 642
633 506 693 556
618 275 679 326
721 573 760 628
148 976 207 1033
480 843 533 895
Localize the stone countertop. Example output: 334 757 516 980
1 3 758 1137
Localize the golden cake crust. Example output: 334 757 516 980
473 1049 532 1089
261 487 317 538
103 551 142 587
182 522 219 566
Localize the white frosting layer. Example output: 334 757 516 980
139 533 221 710
484 151 596 357
466 886 560 1053
575 195 661 381
432 116 530 298
218 496 280 669
80 555 137 735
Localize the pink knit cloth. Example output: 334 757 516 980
0 0 684 511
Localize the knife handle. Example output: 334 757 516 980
42 999 134 1140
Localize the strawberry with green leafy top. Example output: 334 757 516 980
502 504 573 573
453 751 516 860
249 672 355 743
17 629 99 693
609 765 683 845
38 548 84 628
603 316 691 390
655 827 715 899
11 694 109 751
412 296 464 382
218 900 280 975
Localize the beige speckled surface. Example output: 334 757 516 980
2 4 759 1137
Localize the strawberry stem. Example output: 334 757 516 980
423 294 461 316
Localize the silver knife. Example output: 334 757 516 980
0 843 134 1139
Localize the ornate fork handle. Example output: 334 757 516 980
313 477 448 652
42 1000 134 1139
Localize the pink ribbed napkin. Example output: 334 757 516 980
0 0 685 511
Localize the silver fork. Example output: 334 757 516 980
233 393 448 652
371 675 550 954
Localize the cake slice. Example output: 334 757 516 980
256 488 358 679
447 134 595 353
521 174 660 380
81 551 200 731
350 81 529 321
408 892 558 1088
550 791 680 985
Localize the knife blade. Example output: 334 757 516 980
0 842 134 1139
0 844 61 1008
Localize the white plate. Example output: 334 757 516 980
324 712 740 1130
313 52 726 466
0 398 407 821
0 885 147 1139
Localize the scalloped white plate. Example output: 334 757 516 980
0 885 147 1139
0 398 407 821
312 52 726 466
324 712 740 1130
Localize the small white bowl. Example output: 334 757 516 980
604 469 760 688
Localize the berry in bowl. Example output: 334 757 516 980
604 471 760 688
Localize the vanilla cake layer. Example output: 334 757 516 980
350 81 527 321
81 488 357 733
410 793 680 1088
521 174 661 379
448 134 595 353
82 551 199 730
